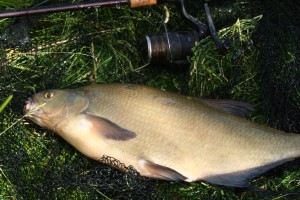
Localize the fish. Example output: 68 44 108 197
23 84 300 187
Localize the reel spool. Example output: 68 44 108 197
144 2 226 67
145 31 199 66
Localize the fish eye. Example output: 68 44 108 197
44 92 54 99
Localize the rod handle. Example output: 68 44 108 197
130 0 157 8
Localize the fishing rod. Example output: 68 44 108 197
0 0 133 18
0 0 227 66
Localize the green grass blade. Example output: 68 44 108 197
0 95 13 113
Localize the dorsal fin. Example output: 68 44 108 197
201 99 254 118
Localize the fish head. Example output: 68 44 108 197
24 89 89 130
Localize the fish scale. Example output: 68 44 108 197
24 83 300 187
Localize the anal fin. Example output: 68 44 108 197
202 158 292 187
139 160 187 181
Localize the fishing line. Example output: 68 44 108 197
162 14 173 63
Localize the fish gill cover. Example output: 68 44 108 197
0 0 299 199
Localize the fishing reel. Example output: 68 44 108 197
0 0 226 68
144 1 226 67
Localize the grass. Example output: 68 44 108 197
0 95 13 113
0 0 299 199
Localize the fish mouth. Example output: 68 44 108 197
23 97 37 114
23 97 48 128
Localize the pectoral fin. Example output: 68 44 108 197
85 113 136 141
139 160 187 181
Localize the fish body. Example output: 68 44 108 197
24 84 300 187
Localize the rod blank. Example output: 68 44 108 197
0 0 129 18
